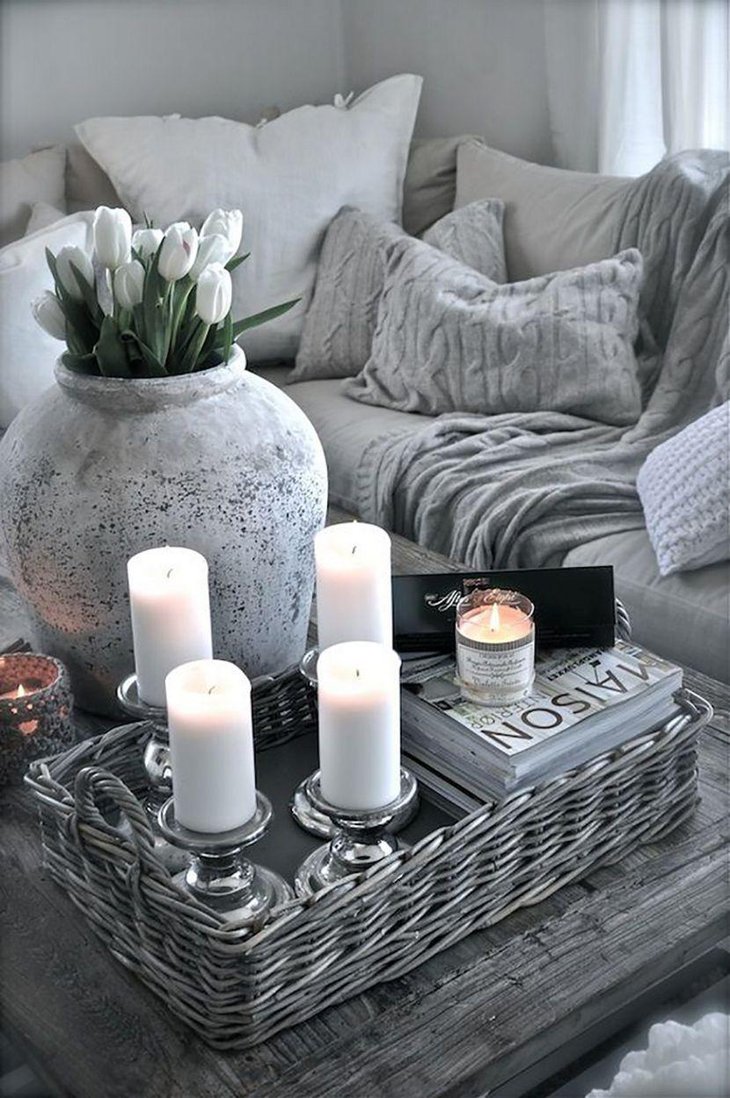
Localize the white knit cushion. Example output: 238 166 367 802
75 75 422 361
637 403 730 576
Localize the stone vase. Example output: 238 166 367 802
0 346 327 715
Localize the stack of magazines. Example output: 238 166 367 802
401 640 683 817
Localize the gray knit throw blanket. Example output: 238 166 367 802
356 150 730 568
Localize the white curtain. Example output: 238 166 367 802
544 0 730 176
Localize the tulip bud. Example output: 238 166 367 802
55 245 95 300
93 206 132 270
159 223 199 282
114 260 145 310
200 209 243 255
190 233 235 281
195 263 232 325
32 291 67 340
132 227 163 260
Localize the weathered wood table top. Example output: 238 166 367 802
1 508 728 1098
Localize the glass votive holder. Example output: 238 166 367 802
455 588 535 705
0 653 75 784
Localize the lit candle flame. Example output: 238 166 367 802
17 683 26 698
489 603 501 632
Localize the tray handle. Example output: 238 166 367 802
72 765 158 865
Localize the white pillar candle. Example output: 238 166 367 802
165 659 256 833
317 641 401 810
127 546 213 707
315 523 392 651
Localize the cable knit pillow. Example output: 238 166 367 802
292 199 506 382
637 403 729 576
345 237 643 426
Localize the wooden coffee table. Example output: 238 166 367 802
1 507 728 1098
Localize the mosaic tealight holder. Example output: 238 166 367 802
0 653 74 785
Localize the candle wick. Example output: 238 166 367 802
166 568 174 579
208 685 216 695
355 668 360 678
351 544 357 555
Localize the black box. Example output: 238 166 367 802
393 566 615 652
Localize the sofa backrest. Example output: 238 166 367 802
455 138 632 281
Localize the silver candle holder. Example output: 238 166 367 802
158 792 293 925
116 672 188 872
292 649 418 839
294 767 418 897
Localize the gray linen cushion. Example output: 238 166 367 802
292 201 506 383
402 135 482 236
455 139 631 282
637 402 730 576
344 237 644 426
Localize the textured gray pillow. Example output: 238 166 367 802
292 201 506 383
422 200 507 284
344 237 643 426
637 402 730 576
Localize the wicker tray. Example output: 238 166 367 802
25 665 710 1050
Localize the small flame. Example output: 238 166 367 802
17 683 26 698
489 603 501 632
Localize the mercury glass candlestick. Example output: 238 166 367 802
116 672 188 872
158 793 293 924
294 768 417 896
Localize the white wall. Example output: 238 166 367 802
2 0 553 164
0 0 346 158
343 0 553 162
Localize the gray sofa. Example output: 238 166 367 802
252 141 729 684
255 366 728 683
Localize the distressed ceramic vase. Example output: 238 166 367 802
0 345 327 714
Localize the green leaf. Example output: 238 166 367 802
225 252 250 273
220 312 233 368
177 322 210 374
120 329 167 376
69 261 103 325
228 298 300 341
61 351 99 375
142 242 167 362
94 315 132 377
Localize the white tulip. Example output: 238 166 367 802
93 206 132 270
132 227 163 260
189 233 235 281
55 245 95 300
195 263 232 324
159 223 199 282
200 209 243 255
114 260 146 309
32 291 67 340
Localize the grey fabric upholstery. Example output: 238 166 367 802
345 239 643 425
563 530 729 683
253 365 429 514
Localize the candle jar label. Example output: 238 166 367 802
456 633 535 695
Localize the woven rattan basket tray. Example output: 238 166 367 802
25 664 710 1049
